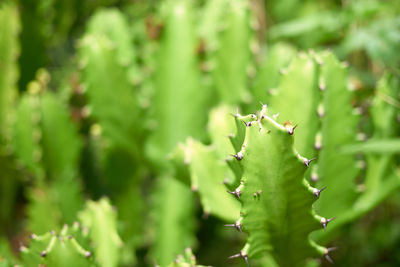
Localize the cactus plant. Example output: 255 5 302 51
317 73 400 238
79 10 145 262
20 224 96 267
13 71 83 233
166 248 210 267
170 138 240 221
225 105 332 266
147 1 211 264
210 0 254 104
79 198 123 267
0 1 20 232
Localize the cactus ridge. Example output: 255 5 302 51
227 105 331 266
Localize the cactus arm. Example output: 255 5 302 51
79 10 140 156
364 74 400 193
13 93 44 180
20 224 96 267
321 74 400 237
148 0 210 161
171 138 240 221
86 8 139 84
147 1 209 264
268 53 320 158
151 177 196 266
198 0 228 49
79 198 123 267
230 107 328 266
0 1 20 230
252 43 296 107
207 105 237 158
314 52 359 219
212 0 252 104
166 248 210 267
39 91 84 224
39 92 82 182
0 1 19 142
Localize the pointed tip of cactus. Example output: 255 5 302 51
303 157 316 167
85 251 92 258
191 184 198 192
228 250 249 266
324 247 337 264
40 250 47 257
320 217 336 231
283 121 297 135
313 186 327 198
319 82 326 91
224 218 243 232
227 189 241 199
232 151 243 160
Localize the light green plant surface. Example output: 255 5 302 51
80 10 145 261
0 1 19 142
147 1 211 265
13 72 83 233
314 52 359 220
151 176 196 266
252 43 296 108
165 248 210 267
268 52 320 159
20 224 96 267
148 0 210 162
171 138 240 221
0 1 20 231
79 198 123 267
79 25 140 156
320 73 400 238
227 105 329 267
211 0 253 104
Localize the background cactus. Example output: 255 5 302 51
1 0 400 266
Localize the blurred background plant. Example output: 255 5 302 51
0 0 399 266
